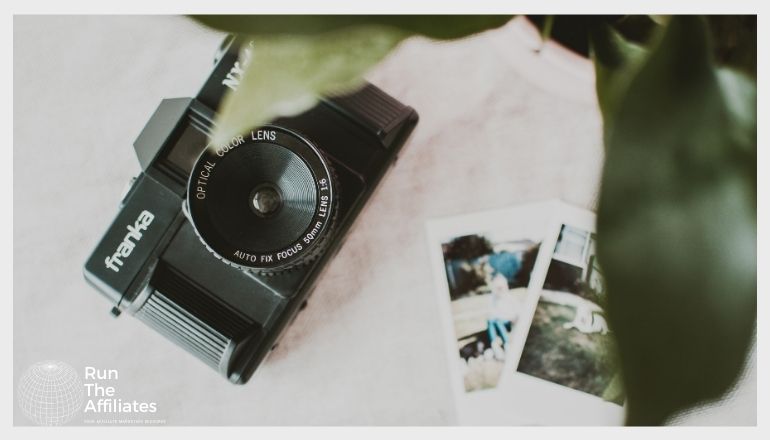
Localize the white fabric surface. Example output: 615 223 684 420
13 15 755 425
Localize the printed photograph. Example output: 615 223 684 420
441 231 540 392
516 224 624 405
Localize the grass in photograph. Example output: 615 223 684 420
517 301 624 405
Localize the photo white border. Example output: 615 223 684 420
425 199 560 425
427 200 628 425
498 202 626 425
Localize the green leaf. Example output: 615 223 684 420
613 15 662 44
196 15 514 146
590 23 648 140
648 15 670 26
707 15 757 78
596 16 756 425
539 15 554 44
209 26 406 147
193 15 513 40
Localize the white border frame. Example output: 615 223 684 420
499 202 625 425
426 199 559 425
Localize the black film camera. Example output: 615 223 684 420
83 36 418 384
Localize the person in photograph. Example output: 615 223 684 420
486 273 512 360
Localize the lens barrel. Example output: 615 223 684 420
187 126 335 273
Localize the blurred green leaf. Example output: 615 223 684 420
648 15 670 26
707 15 757 78
613 15 661 45
193 15 513 40
539 15 554 44
590 23 648 140
596 16 756 425
195 15 513 146
209 26 406 146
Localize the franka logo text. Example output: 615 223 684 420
104 210 155 273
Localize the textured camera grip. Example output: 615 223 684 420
134 263 259 374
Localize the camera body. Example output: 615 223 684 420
83 37 418 384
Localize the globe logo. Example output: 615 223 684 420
17 360 84 426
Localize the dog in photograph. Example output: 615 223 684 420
563 305 609 335
540 289 609 335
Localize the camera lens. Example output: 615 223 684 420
187 126 336 273
250 184 282 217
